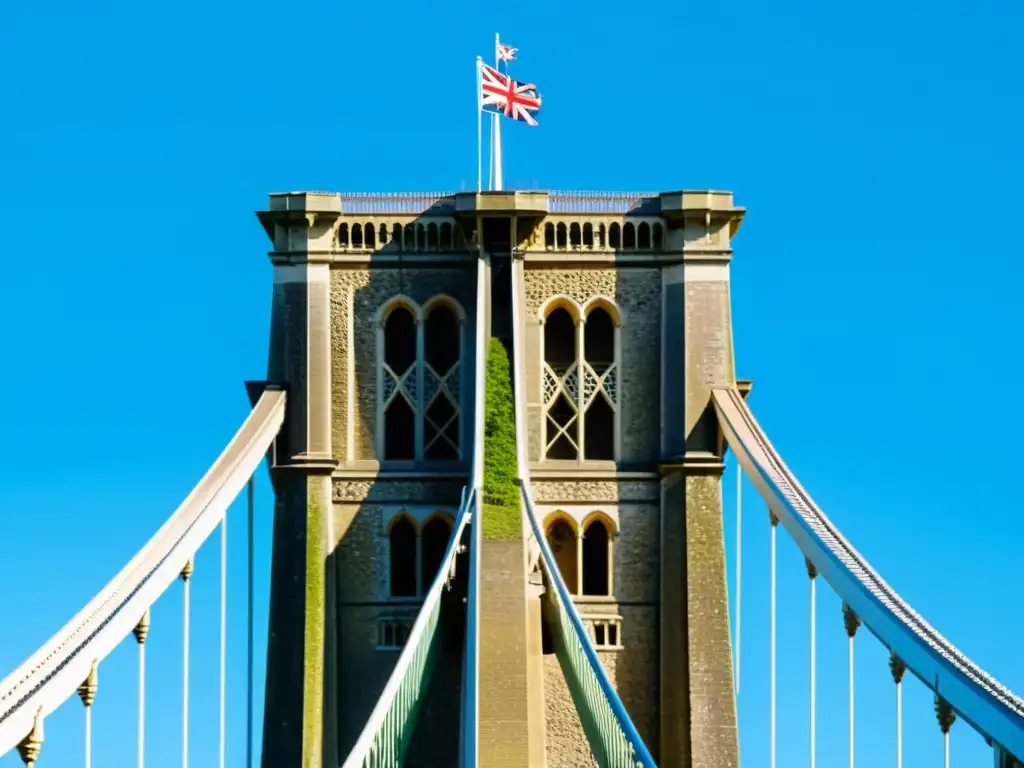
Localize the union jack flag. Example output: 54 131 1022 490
480 63 542 127
496 39 517 62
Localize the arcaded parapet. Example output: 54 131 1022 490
521 267 661 466
330 265 476 465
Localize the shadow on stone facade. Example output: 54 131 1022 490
331 229 477 758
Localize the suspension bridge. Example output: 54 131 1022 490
0 188 1020 767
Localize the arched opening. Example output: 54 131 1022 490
420 516 452 591
389 517 417 597
383 307 417 460
338 223 349 247
364 223 376 248
609 223 621 249
637 222 651 250
544 223 555 249
652 222 664 251
403 225 416 251
569 222 582 249
392 223 403 248
582 519 610 596
584 396 615 460
546 518 578 594
597 224 606 248
440 222 453 250
582 223 594 249
622 222 636 249
556 222 568 249
544 307 576 375
423 304 461 460
427 222 439 250
379 223 389 246
416 224 426 251
584 307 615 375
544 306 580 460
352 223 364 248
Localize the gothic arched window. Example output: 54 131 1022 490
423 302 461 460
382 305 417 460
582 518 611 596
387 512 455 598
543 512 615 597
420 515 453 592
541 300 620 462
378 297 465 462
388 516 417 597
546 517 578 594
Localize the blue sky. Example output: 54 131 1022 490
1 0 1022 765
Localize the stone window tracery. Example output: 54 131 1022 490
378 296 465 462
541 300 620 462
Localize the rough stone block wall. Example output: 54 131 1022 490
522 267 662 465
683 280 734 435
330 478 465 756
330 265 476 463
683 474 738 766
531 479 661 761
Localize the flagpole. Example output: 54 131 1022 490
493 32 504 191
476 56 483 192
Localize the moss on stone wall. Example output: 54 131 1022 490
482 338 521 540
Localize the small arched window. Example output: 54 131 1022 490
364 223 376 248
556 223 568 250
546 518 578 594
427 222 439 250
420 515 453 591
652 222 664 251
392 223 403 248
389 517 417 597
637 222 651 250
379 223 389 246
440 222 453 251
582 223 594 249
338 223 349 248
569 222 582 249
622 223 636 249
544 223 555 249
352 223 364 248
404 225 416 251
581 518 611 596
608 223 621 249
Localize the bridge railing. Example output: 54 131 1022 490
0 387 286 767
508 255 655 768
341 487 474 768
458 251 488 767
714 386 1024 766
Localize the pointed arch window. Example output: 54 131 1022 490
541 301 620 462
543 512 615 597
387 512 455 598
378 297 465 462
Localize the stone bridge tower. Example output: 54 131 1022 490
254 189 745 767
